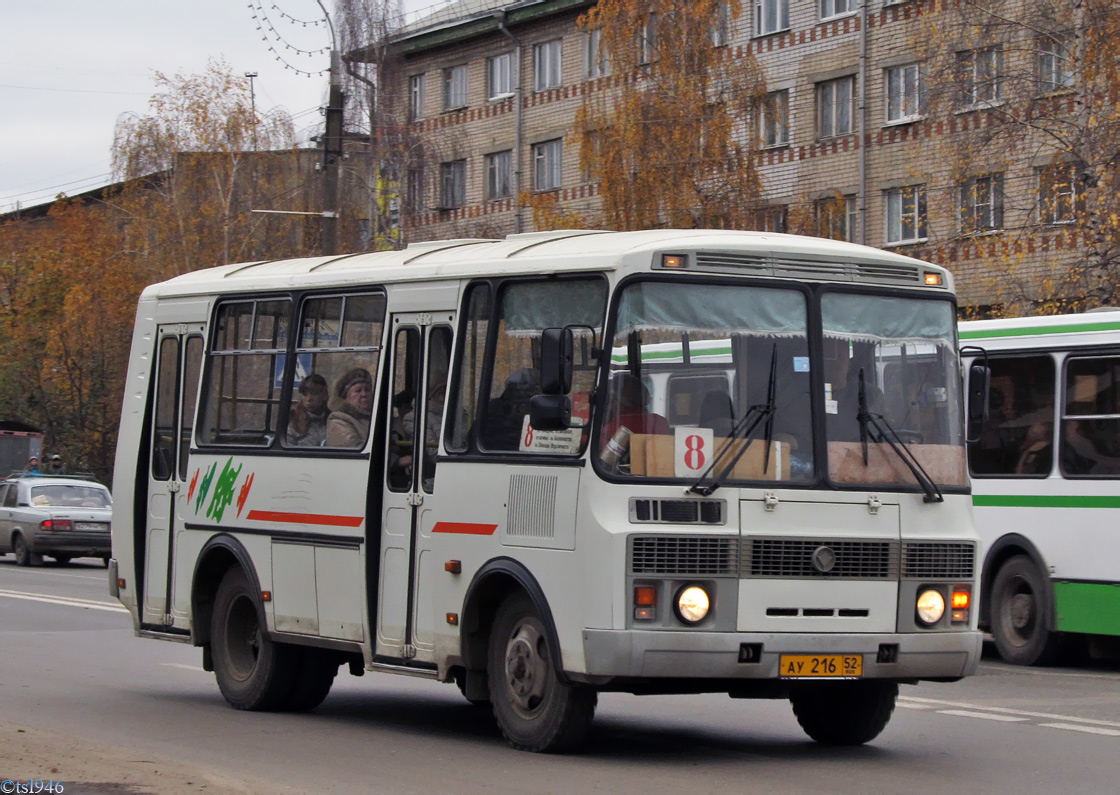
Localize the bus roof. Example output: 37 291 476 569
141 228 950 300
959 308 1120 346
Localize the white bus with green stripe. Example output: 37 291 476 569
961 309 1120 665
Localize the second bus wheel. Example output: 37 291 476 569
990 554 1064 666
487 592 596 752
282 647 340 712
211 566 298 710
790 680 898 745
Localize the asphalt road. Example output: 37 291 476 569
2 555 1119 793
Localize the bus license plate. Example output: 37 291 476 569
779 654 862 678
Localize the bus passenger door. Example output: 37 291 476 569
141 326 204 629
377 314 453 660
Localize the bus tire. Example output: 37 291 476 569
990 555 1063 666
790 681 897 745
282 647 339 712
211 566 297 711
487 592 596 752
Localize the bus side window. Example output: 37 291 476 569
1061 356 1120 477
447 283 491 453
968 355 1055 476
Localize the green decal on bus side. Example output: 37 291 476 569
959 320 1120 340
973 494 1120 509
1054 581 1120 636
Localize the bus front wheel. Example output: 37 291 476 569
211 566 297 710
991 555 1063 666
790 681 898 745
487 592 596 752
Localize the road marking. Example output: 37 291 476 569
0 587 128 613
895 702 935 710
1040 723 1120 737
937 709 1028 722
901 696 1120 730
160 663 207 673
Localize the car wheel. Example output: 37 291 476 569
211 567 298 711
487 592 596 752
12 533 41 567
790 681 898 745
991 555 1064 666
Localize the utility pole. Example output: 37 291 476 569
322 49 344 256
245 71 258 151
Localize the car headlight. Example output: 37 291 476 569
676 585 710 624
916 588 946 626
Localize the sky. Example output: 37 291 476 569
0 0 442 214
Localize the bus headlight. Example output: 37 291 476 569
916 588 946 626
676 585 710 624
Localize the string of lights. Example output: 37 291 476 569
247 0 331 78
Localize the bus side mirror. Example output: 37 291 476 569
540 327 573 395
966 363 990 443
530 394 572 431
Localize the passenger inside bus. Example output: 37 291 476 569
286 373 329 447
1014 419 1053 474
483 367 539 451
600 373 670 448
697 389 735 437
327 368 373 448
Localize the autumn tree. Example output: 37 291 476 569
918 0 1120 312
558 0 768 230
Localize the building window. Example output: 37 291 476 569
756 0 789 36
960 174 1004 234
816 195 857 241
639 14 658 64
585 28 611 77
534 39 562 91
488 52 514 99
407 168 424 212
533 139 563 191
755 205 787 233
1039 164 1078 224
820 0 853 19
886 63 924 123
957 48 1002 107
818 77 854 138
1038 33 1074 93
440 160 466 208
443 65 468 110
711 3 731 47
486 150 513 200
408 74 425 121
759 90 789 148
885 186 927 244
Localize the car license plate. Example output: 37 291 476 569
74 522 107 531
779 654 862 678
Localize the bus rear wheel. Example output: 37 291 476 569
282 647 339 712
991 555 1063 666
790 681 898 745
487 592 596 752
211 567 297 710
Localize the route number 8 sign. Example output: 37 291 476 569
674 426 714 478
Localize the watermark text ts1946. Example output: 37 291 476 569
1 781 64 794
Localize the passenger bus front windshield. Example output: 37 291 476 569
599 280 813 483
821 293 966 489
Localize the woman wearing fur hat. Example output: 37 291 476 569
327 367 373 448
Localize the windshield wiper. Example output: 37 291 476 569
689 345 778 496
856 369 943 503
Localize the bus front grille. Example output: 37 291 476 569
629 536 739 576
743 538 899 579
902 542 976 579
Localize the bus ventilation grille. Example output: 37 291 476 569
630 536 739 576
630 498 725 525
901 542 976 579
693 253 922 286
744 538 899 579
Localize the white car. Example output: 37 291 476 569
0 476 112 566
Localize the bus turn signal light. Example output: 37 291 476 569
951 587 971 624
923 271 943 286
444 560 461 574
634 586 657 620
952 590 970 609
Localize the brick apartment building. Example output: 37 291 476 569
384 0 1094 313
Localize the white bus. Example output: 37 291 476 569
111 229 981 752
961 309 1120 665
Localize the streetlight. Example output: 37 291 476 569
245 71 259 151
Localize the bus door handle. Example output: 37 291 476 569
408 492 424 507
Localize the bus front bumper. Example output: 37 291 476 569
581 629 982 681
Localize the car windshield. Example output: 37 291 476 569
598 280 812 483
29 484 112 508
821 293 967 489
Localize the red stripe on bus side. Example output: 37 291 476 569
245 509 364 528
432 521 499 536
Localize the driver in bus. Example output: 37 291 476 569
600 373 670 454
327 368 373 448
